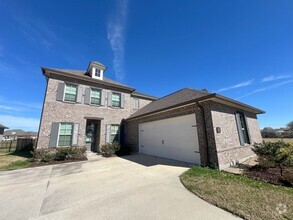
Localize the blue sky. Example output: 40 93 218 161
0 0 292 131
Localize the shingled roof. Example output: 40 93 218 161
0 124 8 129
42 67 157 100
128 88 211 119
127 88 265 119
42 68 131 88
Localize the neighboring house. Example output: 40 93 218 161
3 130 38 140
0 124 9 140
38 61 264 169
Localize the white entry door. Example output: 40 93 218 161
139 114 200 164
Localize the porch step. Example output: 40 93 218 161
86 151 103 161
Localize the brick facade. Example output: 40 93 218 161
208 102 262 169
38 66 263 169
37 77 152 149
125 101 262 169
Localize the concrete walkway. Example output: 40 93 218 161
0 154 240 220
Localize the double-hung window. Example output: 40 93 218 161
133 98 139 110
64 84 77 102
112 93 121 107
110 125 119 143
90 89 101 105
236 112 250 145
95 69 101 77
58 123 73 146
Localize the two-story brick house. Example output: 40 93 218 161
37 61 157 152
38 61 264 169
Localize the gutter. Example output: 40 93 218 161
131 93 158 101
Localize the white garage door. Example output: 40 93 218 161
139 114 200 164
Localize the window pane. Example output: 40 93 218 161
90 89 101 105
58 123 72 146
64 84 77 102
95 69 100 77
112 93 121 107
238 113 250 144
133 98 139 109
110 125 119 143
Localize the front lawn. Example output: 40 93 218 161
180 166 293 220
0 148 32 171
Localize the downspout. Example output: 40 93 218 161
197 102 210 167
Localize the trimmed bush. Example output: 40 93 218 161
32 146 87 162
100 142 120 157
32 148 57 162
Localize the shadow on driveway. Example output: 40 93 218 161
118 153 193 168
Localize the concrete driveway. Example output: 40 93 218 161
0 154 239 220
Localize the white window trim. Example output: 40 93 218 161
111 92 122 108
90 88 102 106
57 122 74 147
63 83 78 103
110 124 120 143
133 98 139 110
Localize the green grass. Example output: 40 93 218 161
3 160 30 170
180 166 293 220
0 149 32 171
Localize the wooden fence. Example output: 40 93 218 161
0 138 37 152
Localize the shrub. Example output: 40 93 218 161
100 142 120 157
252 140 293 176
32 146 87 162
32 148 57 162
65 146 87 160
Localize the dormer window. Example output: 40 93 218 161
95 69 101 78
87 61 106 80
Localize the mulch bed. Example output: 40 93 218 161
28 158 88 167
245 166 293 187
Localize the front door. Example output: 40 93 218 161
85 121 97 151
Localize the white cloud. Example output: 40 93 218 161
262 74 292 82
0 100 42 112
0 105 22 111
217 79 254 92
0 115 40 131
236 80 293 99
107 0 128 81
